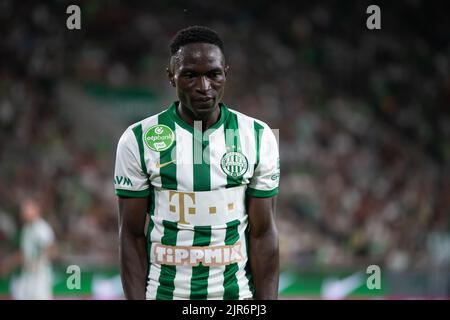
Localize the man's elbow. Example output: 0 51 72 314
120 226 144 238
46 244 58 260
250 222 278 239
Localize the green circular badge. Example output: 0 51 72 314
220 151 248 178
144 125 175 151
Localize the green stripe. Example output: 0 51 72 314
158 110 177 190
193 130 211 191
223 219 241 299
146 187 155 290
155 220 178 300
146 217 154 265
244 224 255 297
246 187 279 198
155 109 179 300
147 186 155 259
224 112 242 188
115 188 150 198
148 187 155 216
132 124 149 177
190 226 212 299
253 121 264 170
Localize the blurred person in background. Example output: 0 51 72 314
0 197 57 299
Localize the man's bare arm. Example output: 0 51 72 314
0 251 22 278
118 196 149 300
45 243 58 260
247 196 279 300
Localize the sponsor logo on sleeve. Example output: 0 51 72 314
144 125 175 152
115 176 133 187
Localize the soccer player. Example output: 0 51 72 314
0 197 56 299
115 26 280 300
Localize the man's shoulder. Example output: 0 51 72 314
34 218 52 230
225 106 272 130
125 110 167 134
118 108 170 144
32 219 54 239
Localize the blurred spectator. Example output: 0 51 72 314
1 197 57 299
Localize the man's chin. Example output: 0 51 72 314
193 101 218 115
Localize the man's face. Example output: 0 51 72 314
21 199 41 224
168 43 227 119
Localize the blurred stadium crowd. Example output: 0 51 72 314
0 0 449 285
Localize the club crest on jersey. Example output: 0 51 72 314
220 151 248 178
144 125 175 151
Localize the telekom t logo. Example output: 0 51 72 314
169 191 196 224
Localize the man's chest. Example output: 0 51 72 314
145 128 257 192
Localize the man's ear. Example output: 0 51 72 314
166 67 175 87
224 65 230 77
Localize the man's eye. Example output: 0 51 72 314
209 72 222 78
183 73 196 78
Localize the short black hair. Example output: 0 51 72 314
170 26 224 56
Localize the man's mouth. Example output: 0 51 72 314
194 96 214 103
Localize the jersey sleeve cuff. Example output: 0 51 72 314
246 187 279 198
115 188 150 198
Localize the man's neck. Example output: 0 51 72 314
176 103 221 131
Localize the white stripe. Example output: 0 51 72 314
174 123 193 191
172 124 194 299
208 124 228 189
172 227 195 299
236 218 252 299
235 111 257 179
146 214 164 299
249 120 279 191
206 227 227 299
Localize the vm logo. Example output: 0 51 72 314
115 176 133 187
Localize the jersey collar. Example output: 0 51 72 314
169 101 230 135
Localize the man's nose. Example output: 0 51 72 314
197 76 212 92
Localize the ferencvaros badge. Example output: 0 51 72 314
220 151 248 178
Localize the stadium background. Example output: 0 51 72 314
0 0 449 299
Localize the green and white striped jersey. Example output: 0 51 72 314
114 102 279 300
